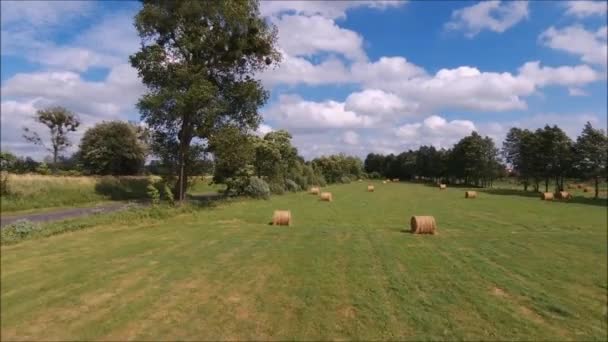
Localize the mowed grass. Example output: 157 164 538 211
1 182 606 341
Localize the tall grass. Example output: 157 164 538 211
0 174 158 213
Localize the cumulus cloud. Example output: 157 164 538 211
259 53 351 87
260 0 405 20
273 15 366 62
263 95 375 132
345 89 417 117
395 115 476 148
540 25 608 66
564 1 607 18
568 87 589 96
342 131 360 145
446 1 529 37
518 61 600 86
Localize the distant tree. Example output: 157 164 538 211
130 0 280 202
573 122 608 199
0 152 17 171
536 125 573 192
22 106 80 169
78 121 147 175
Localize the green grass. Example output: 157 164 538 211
1 181 606 340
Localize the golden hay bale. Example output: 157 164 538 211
583 187 592 193
439 184 447 190
465 191 477 198
386 179 391 182
320 192 333 202
541 192 554 201
272 210 291 226
576 184 583 189
410 216 437 235
392 178 399 182
382 181 387 184
358 179 363 182
367 185 375 192
555 191 571 200
310 187 320 195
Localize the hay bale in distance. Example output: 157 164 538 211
541 192 554 201
555 191 571 200
272 210 291 226
465 191 477 199
583 187 592 193
310 187 320 195
320 192 333 202
367 185 375 192
382 181 387 184
392 178 399 182
439 184 447 190
410 216 437 234
577 184 583 189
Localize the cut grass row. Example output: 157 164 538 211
1 181 606 340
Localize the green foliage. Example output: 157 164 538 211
22 106 80 166
285 179 300 192
35 162 51 175
78 121 147 175
146 181 160 205
340 175 351 184
268 180 285 195
574 122 608 198
163 182 175 205
0 171 9 196
130 0 280 201
1 219 41 243
312 154 363 184
244 176 270 199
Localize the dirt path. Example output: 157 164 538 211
0 202 139 228
0 193 223 228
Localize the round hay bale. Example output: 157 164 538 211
577 184 583 189
583 187 592 193
465 191 477 198
410 216 437 235
541 192 554 201
310 187 320 195
555 191 571 200
439 184 447 190
367 185 375 192
358 179 363 182
382 181 387 184
272 210 291 226
320 192 333 202
392 178 399 182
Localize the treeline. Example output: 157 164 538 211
503 122 607 198
365 132 504 187
210 127 363 198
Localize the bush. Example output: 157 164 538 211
292 174 308 190
162 183 175 205
36 163 50 175
268 180 285 195
369 171 381 179
285 179 300 192
1 219 41 243
146 181 160 205
244 176 270 199
340 175 351 184
317 174 327 187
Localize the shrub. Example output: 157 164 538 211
244 176 270 199
317 174 327 187
369 171 381 179
146 181 160 205
36 163 50 175
163 183 175 205
293 174 308 190
285 179 300 192
1 219 41 243
340 175 351 184
268 180 285 195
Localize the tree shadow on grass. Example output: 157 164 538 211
479 188 608 208
186 193 223 209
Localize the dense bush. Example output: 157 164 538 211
340 175 351 184
268 180 285 195
285 179 300 192
162 183 175 205
1 220 41 243
244 176 270 199
147 181 160 205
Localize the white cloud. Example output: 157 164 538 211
263 95 375 131
568 87 589 96
260 0 404 20
540 25 608 66
260 53 351 87
342 131 360 145
352 56 427 87
274 15 366 61
518 61 599 86
345 89 417 117
0 1 93 28
395 115 476 148
564 1 607 18
256 124 274 137
446 0 529 37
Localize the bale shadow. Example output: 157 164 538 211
480 188 608 207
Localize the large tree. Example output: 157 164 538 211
130 0 280 202
573 122 608 199
22 106 80 168
78 121 147 175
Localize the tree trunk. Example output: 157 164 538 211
52 146 59 173
544 178 549 193
595 176 599 199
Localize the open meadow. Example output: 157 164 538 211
1 181 606 341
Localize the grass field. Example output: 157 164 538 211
1 181 606 340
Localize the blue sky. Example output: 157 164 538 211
1 0 606 160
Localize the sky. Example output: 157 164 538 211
1 0 607 160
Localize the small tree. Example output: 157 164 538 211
23 106 80 169
574 122 608 199
78 121 147 175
